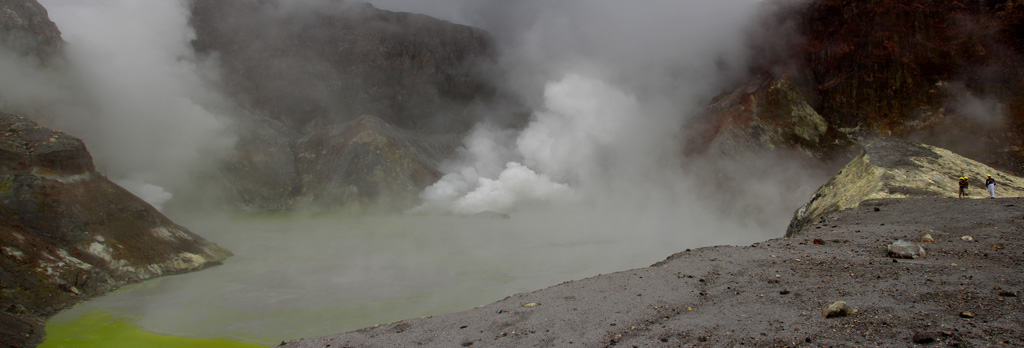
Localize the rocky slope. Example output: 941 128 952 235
0 0 61 62
0 113 232 347
684 74 852 160
688 0 1024 173
191 0 510 210
280 197 1024 347
787 136 1024 237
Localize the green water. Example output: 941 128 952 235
41 312 262 348
40 205 774 346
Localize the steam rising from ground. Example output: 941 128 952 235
9 0 235 208
400 0 814 236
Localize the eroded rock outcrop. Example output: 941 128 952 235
0 113 231 347
786 137 1024 236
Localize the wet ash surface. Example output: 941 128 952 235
280 197 1024 347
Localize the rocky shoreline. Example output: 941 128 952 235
280 197 1024 347
0 114 232 347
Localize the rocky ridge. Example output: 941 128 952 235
787 136 1024 236
191 0 510 210
0 113 232 347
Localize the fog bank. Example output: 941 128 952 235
5 0 238 208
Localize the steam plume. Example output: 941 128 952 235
14 0 236 208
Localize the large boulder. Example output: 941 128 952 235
190 0 507 210
0 113 232 347
786 136 1024 236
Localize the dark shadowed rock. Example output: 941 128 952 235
221 118 301 211
690 0 1024 174
0 0 62 61
191 0 497 131
0 113 231 347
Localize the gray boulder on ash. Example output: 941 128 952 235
0 113 232 347
887 240 925 259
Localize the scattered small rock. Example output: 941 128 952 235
998 290 1017 297
920 233 935 243
959 311 975 319
523 302 539 308
961 235 974 242
888 240 926 259
992 243 1004 251
779 290 791 295
823 301 856 318
912 331 939 344
873 207 880 212
813 239 825 245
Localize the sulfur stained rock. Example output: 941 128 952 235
823 301 856 318
787 137 1024 236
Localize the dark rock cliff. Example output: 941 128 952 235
0 0 61 62
0 113 233 347
191 0 504 210
688 0 1024 174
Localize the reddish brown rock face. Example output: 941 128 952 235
689 0 1024 174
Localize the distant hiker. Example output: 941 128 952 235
986 174 996 198
958 176 969 198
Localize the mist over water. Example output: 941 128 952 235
27 0 835 344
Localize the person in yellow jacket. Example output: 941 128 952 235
958 176 969 198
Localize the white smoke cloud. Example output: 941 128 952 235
410 0 774 219
26 0 237 207
419 73 656 214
